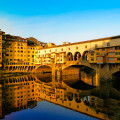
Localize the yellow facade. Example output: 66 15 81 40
0 32 45 72
1 30 120 73
88 46 120 64
37 35 120 66
0 33 2 68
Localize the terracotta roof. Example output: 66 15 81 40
38 35 120 50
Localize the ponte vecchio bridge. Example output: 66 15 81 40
35 35 120 86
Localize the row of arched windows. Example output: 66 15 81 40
66 51 88 61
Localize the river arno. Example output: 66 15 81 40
0 73 120 120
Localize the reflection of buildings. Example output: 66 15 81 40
0 75 120 120
1 75 41 119
0 84 2 119
90 96 120 120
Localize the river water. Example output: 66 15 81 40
0 73 120 120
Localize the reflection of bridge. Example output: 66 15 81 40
1 74 120 120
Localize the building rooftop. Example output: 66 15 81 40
38 35 120 50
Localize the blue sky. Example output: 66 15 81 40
0 0 120 44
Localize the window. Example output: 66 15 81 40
115 46 118 50
96 53 99 55
76 46 78 50
68 48 70 50
101 53 105 55
117 58 120 61
116 52 119 55
85 45 87 48
98 58 102 60
108 52 114 55
61 48 63 51
109 47 113 50
6 49 9 52
102 48 105 51
91 53 94 56
91 58 94 61
108 57 114 60
95 44 98 48
107 43 110 47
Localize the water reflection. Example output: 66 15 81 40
0 73 120 120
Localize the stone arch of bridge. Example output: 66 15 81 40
62 62 97 71
112 70 120 80
62 64 97 86
35 65 52 73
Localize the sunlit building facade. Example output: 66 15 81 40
88 46 120 64
0 30 46 71
0 32 2 68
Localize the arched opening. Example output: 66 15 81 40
74 94 81 103
112 71 120 90
67 52 73 61
83 96 90 106
112 71 120 80
74 52 81 61
13 66 15 70
31 66 33 71
62 65 96 87
28 66 30 71
82 51 88 61
36 65 52 74
9 66 12 71
67 92 73 101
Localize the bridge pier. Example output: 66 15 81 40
52 65 62 83
95 64 113 86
